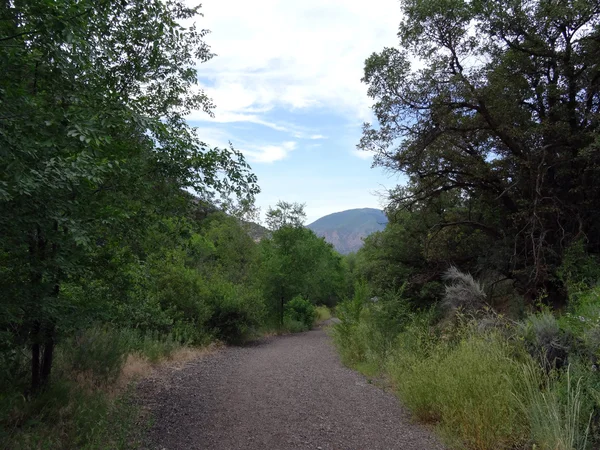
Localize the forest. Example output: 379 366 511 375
0 1 345 447
1 0 600 449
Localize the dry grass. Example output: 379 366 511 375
113 344 220 394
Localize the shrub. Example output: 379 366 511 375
206 281 265 344
520 312 570 371
2 379 138 450
332 282 369 363
442 266 488 315
284 296 316 331
61 327 128 384
58 326 187 382
283 319 307 333
149 254 212 331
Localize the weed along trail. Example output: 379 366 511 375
136 326 444 450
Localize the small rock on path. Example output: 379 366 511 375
137 327 444 450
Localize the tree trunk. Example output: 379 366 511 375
40 328 55 387
30 321 57 393
31 321 41 394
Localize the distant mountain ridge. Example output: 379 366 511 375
307 208 388 254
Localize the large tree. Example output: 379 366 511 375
360 0 600 302
0 0 258 391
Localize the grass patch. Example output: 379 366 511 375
0 326 210 450
387 330 528 449
518 362 592 450
354 360 380 378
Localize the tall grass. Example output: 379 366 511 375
518 363 592 450
1 326 194 449
387 329 527 449
333 304 598 450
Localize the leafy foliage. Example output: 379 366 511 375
265 201 307 231
360 0 600 302
283 296 317 332
259 203 347 316
0 0 259 393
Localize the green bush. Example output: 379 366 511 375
314 305 332 323
205 280 265 344
149 252 213 333
57 326 188 383
333 283 413 369
283 318 307 333
334 302 531 449
332 291 600 450
332 281 369 363
284 296 316 331
0 326 180 449
2 380 138 450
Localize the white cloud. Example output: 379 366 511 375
242 141 297 163
192 126 297 164
352 149 373 160
190 0 401 128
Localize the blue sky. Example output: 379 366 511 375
187 0 404 223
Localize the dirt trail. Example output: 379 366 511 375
137 327 444 450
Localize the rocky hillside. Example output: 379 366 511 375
307 208 387 254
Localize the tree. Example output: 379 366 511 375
359 0 600 302
259 203 346 325
0 0 258 391
265 201 307 231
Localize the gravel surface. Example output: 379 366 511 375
137 326 445 450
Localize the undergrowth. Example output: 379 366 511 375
332 278 600 450
0 326 199 450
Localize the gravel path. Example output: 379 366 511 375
137 327 445 450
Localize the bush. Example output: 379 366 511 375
332 281 369 364
0 325 185 449
333 283 415 369
442 266 488 315
284 296 316 331
58 326 186 382
206 281 265 344
149 253 213 332
61 327 128 383
1 379 138 450
520 312 570 371
283 319 307 333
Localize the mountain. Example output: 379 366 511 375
307 208 388 254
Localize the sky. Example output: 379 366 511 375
188 0 404 224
